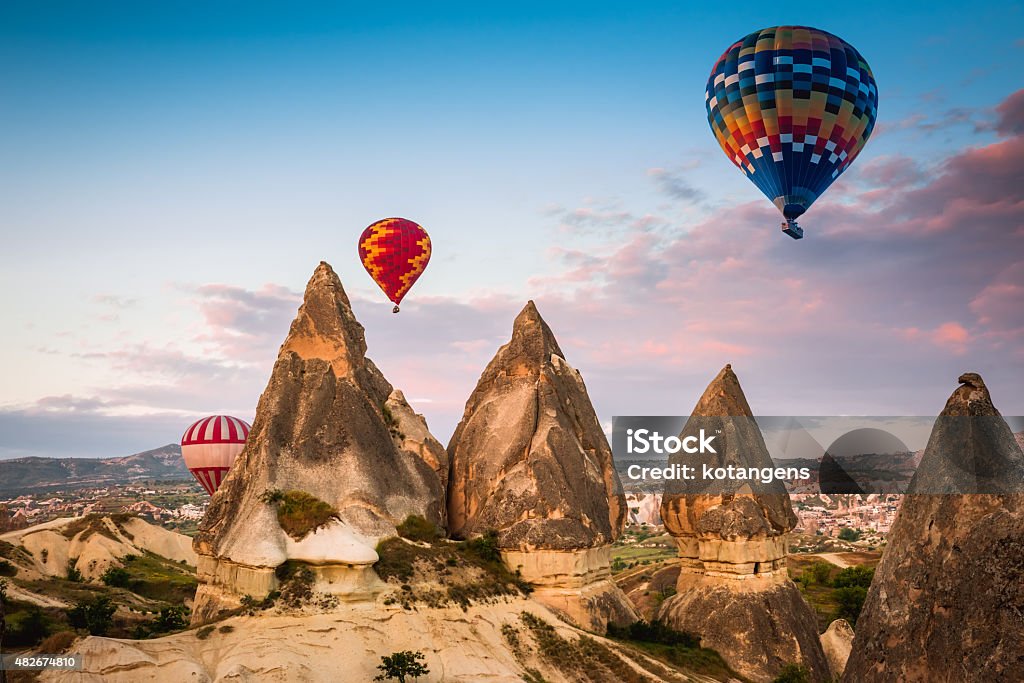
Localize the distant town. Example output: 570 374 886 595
0 480 208 535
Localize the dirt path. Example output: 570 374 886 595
5 582 69 608
815 552 852 568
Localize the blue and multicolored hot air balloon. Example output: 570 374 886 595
705 26 878 239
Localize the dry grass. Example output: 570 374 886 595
37 630 77 653
375 521 530 611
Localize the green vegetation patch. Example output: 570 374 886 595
260 489 339 540
792 560 875 629
772 664 811 682
375 520 530 611
0 540 33 564
518 612 675 683
133 604 189 639
396 515 443 543
605 619 739 681
119 552 198 604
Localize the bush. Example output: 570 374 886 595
605 618 736 679
463 530 502 564
772 664 811 682
66 561 84 583
259 489 338 540
134 605 189 639
8 605 51 646
152 605 188 633
606 620 700 648
834 586 868 625
67 596 116 636
196 625 215 640
396 516 442 543
279 565 315 608
375 650 430 682
838 527 862 542
0 559 16 577
101 566 131 588
832 565 874 589
804 561 833 586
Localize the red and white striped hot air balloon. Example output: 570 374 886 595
180 415 250 495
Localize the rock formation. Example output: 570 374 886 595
446 301 636 632
41 599 702 683
657 364 829 682
3 515 194 583
820 619 854 679
192 262 446 622
626 493 663 527
843 373 1024 681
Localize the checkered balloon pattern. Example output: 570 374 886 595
358 218 432 307
706 26 878 221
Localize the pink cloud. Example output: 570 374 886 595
7 90 1024 456
932 322 970 354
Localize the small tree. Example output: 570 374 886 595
66 561 84 583
101 566 131 588
834 586 868 626
804 561 832 586
838 527 861 542
375 650 430 682
67 596 116 636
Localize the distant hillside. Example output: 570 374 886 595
0 444 189 494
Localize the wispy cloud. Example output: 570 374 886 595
4 90 1023 458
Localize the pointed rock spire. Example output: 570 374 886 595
192 262 446 622
446 301 635 631
661 363 795 540
657 365 829 682
844 374 1024 681
447 300 622 547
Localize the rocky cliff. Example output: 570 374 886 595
657 364 830 682
447 301 636 632
843 373 1024 682
42 599 718 683
192 262 447 622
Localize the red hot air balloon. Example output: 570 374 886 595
358 217 431 313
180 415 250 495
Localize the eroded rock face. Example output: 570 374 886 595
657 365 828 682
820 619 854 679
843 373 1024 682
447 301 625 548
447 301 634 631
660 364 795 578
192 262 446 621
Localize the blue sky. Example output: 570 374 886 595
1 2 1022 458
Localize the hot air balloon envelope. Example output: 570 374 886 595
358 217 431 312
705 26 878 238
181 415 250 495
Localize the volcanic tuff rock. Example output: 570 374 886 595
843 373 1024 682
192 262 446 622
1 515 195 583
657 364 829 683
40 599 716 683
447 301 636 631
820 619 854 679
